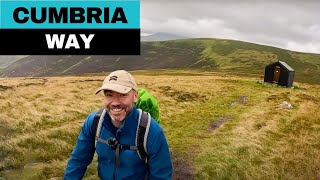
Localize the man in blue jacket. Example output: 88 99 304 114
64 70 173 179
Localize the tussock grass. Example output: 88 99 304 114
0 70 320 179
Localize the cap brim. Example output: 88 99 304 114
95 84 132 94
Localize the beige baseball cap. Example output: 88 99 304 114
95 70 138 94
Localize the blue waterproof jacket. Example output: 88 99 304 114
64 107 173 180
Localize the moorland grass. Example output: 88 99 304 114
0 70 319 179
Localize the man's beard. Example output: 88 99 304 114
109 109 126 122
106 103 134 124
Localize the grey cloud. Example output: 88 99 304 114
141 1 320 53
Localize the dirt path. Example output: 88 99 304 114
172 153 196 180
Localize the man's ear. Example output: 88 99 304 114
133 90 138 103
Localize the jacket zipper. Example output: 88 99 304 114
113 163 116 180
113 131 121 180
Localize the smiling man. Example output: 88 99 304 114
64 70 172 180
103 89 137 128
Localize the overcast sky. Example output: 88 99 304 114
141 0 320 54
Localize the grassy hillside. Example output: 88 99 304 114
1 39 319 84
1 70 320 179
0 56 28 68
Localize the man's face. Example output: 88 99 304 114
104 90 138 127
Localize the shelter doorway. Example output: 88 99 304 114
273 66 281 83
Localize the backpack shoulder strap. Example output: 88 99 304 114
136 109 151 163
92 108 106 148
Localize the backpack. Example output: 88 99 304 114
91 88 160 166
136 88 161 123
92 108 151 165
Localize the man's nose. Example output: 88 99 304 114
110 96 121 105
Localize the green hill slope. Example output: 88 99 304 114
1 38 319 84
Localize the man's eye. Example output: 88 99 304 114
121 94 128 97
105 94 112 97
